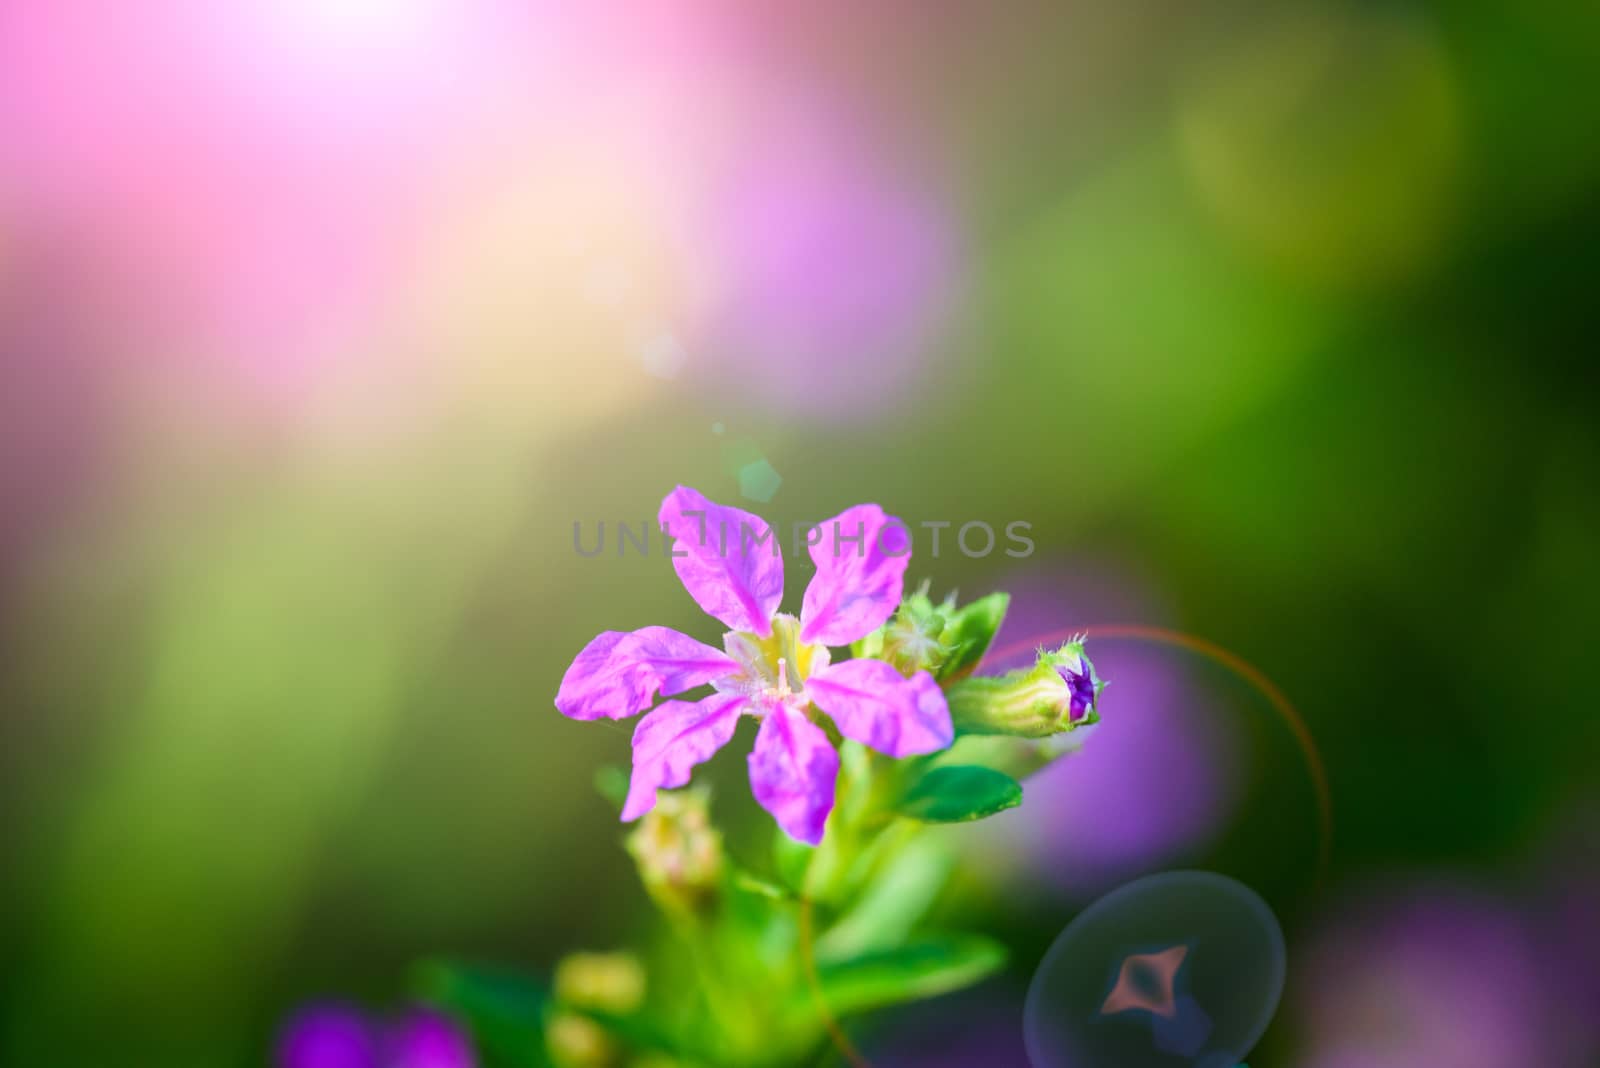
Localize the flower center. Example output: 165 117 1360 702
721 612 831 706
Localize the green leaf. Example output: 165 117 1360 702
809 934 1008 1016
731 868 794 901
570 1007 687 1061
935 592 1009 681
897 765 1023 822
413 959 550 1067
931 732 1083 781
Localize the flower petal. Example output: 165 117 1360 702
798 503 910 646
806 659 953 758
660 485 785 636
555 627 739 721
748 700 839 845
622 693 747 821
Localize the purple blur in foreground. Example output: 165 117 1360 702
278 1006 377 1068
278 1005 474 1068
555 486 953 844
698 104 958 421
385 1010 476 1068
868 991 1028 1068
1294 887 1563 1068
1530 805 1600 1059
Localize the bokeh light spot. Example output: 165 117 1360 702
636 329 688 379
736 459 783 503
693 105 961 421
1176 3 1461 287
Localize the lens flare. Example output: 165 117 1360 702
1025 871 1286 1068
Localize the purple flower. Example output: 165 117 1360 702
277 1006 474 1068
556 485 953 844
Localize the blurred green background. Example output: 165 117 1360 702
1 1 1596 1065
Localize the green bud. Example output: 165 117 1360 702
858 584 1009 681
554 951 646 1015
878 599 947 676
945 641 1104 737
624 787 724 915
932 591 1009 681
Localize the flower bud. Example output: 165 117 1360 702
546 1011 617 1068
946 641 1104 737
860 585 1009 681
878 597 948 676
624 787 724 914
554 952 646 1016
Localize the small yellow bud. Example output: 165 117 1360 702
625 787 724 913
546 1011 617 1068
554 951 646 1015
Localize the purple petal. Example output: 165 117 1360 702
798 503 910 646
659 485 784 636
555 627 738 721
277 1004 377 1068
386 1009 476 1068
748 700 839 845
623 693 748 820
806 659 953 758
1057 660 1097 723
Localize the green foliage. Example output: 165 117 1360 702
413 960 551 1067
803 934 1009 1016
896 765 1024 822
771 831 814 896
416 956 703 1068
420 591 1080 1066
814 838 954 961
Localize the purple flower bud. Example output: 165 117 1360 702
946 642 1102 738
1057 659 1098 723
